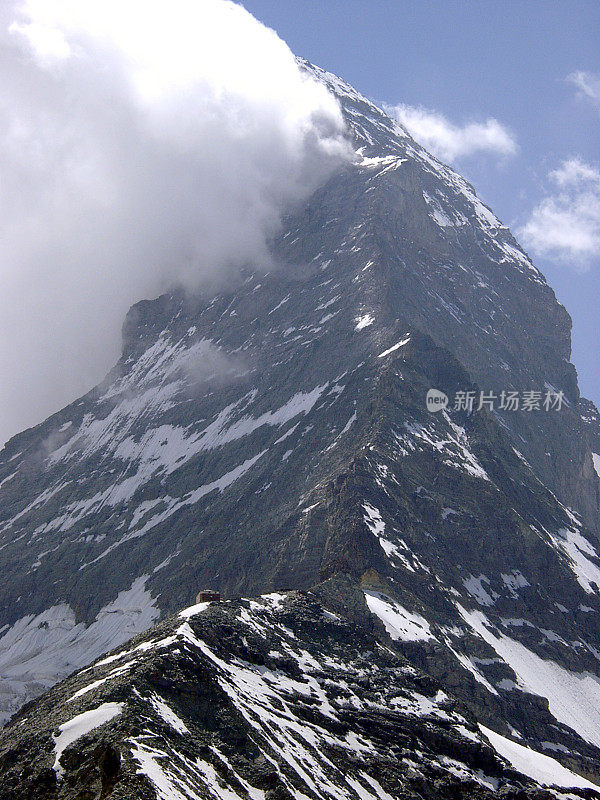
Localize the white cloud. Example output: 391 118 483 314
567 71 600 110
549 157 600 187
389 104 517 163
519 158 600 268
0 0 351 446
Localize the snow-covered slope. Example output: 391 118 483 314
0 576 159 723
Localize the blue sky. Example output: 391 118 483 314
241 0 600 407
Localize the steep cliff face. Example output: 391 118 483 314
297 63 594 529
0 62 599 789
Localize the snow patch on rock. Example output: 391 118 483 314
53 703 123 778
364 591 433 642
459 604 600 749
480 724 598 790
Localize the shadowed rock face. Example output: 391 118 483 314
0 60 600 795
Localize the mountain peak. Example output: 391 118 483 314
0 60 599 795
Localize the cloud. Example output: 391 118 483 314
389 104 517 163
549 157 600 187
519 158 600 268
567 71 600 110
0 0 351 446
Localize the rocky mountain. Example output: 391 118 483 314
1 61 600 795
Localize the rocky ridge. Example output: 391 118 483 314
2 588 599 799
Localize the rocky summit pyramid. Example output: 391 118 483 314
1 62 600 797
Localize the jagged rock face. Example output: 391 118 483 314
581 399 600 458
1 590 598 799
0 60 600 789
297 64 595 529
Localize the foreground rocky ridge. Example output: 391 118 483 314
2 588 599 799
